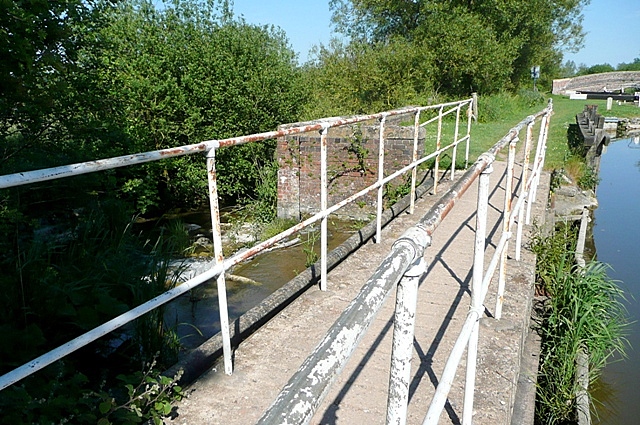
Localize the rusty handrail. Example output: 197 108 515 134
0 98 474 391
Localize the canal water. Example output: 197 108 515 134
592 136 640 424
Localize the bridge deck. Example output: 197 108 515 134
170 159 548 425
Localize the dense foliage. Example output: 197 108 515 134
1 0 305 214
306 0 590 115
87 0 306 211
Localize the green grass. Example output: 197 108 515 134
420 91 553 170
449 94 640 173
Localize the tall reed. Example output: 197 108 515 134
533 226 628 424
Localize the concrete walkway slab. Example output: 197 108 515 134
170 159 549 425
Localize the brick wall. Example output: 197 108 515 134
277 122 425 220
552 71 640 95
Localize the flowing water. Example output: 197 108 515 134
164 218 358 350
591 136 640 424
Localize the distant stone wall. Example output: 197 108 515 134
552 71 640 95
277 120 425 220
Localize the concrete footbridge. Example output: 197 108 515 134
0 99 553 425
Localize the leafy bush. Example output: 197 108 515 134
303 38 436 117
0 357 183 424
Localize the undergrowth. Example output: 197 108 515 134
531 223 628 424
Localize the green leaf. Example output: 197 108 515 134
99 400 113 414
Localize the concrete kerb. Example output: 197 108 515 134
164 172 437 386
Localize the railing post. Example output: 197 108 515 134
410 110 422 215
465 100 473 168
207 148 233 375
495 139 517 319
575 208 589 269
376 114 388 243
527 103 551 224
516 122 534 261
471 92 478 123
463 162 493 425
320 125 329 290
433 106 443 194
451 105 461 180
387 255 429 425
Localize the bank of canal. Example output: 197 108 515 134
592 136 640 424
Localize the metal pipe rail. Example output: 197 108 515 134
258 101 553 425
0 98 473 391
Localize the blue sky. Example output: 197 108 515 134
563 0 640 67
232 0 640 67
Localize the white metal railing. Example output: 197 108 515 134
0 97 474 391
258 100 553 425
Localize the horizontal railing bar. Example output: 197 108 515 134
0 100 472 190
258 228 429 425
0 100 474 391
419 104 464 127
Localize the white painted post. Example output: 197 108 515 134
320 126 329 290
387 256 428 425
575 208 589 269
207 148 233 375
527 113 548 224
496 139 517 319
451 105 461 180
434 106 443 194
465 100 473 168
472 92 478 123
410 111 421 215
516 123 534 261
463 164 492 425
376 115 387 243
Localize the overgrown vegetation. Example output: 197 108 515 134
531 224 628 424
0 197 190 422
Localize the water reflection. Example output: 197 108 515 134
592 137 640 424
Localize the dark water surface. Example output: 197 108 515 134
592 137 640 424
165 219 357 350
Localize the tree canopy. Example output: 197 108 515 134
1 0 306 213
325 0 590 98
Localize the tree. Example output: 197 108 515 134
559 60 578 77
329 0 590 94
577 63 615 75
0 0 305 213
304 38 435 116
617 57 640 72
0 0 118 171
